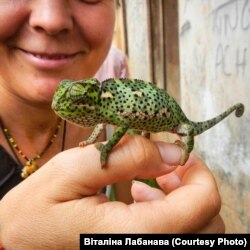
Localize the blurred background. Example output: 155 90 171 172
112 0 249 233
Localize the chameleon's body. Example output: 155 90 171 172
51 78 244 167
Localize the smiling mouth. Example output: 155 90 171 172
17 48 81 69
32 53 75 59
19 48 79 60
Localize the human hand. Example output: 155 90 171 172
0 135 224 249
131 142 225 234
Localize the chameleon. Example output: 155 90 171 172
51 78 244 167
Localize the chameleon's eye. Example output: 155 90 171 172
69 82 87 104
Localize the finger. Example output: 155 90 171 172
195 215 225 234
156 154 206 193
156 171 182 193
102 155 222 233
28 135 182 199
131 180 165 202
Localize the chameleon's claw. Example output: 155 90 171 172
79 141 88 147
174 140 189 166
95 143 108 168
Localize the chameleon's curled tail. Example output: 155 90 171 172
192 103 244 136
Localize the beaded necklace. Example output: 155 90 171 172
0 118 66 179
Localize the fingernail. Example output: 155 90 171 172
154 141 182 165
132 179 148 187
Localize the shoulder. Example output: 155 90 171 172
95 47 129 81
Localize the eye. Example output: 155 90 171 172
69 82 87 104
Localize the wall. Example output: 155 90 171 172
116 0 250 233
118 0 180 97
179 0 250 233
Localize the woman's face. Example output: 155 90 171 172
0 0 115 103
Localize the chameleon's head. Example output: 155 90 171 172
51 78 101 126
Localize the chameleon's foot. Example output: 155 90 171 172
79 141 88 147
174 140 189 166
141 131 150 139
95 143 108 168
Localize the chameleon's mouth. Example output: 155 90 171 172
51 98 57 111
51 80 73 113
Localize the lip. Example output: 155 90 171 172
17 48 81 70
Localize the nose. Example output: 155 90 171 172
29 0 74 35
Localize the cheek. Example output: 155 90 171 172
75 4 116 55
0 4 29 40
75 5 115 76
89 13 115 47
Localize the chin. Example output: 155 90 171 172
29 79 60 102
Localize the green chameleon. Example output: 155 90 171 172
51 78 244 167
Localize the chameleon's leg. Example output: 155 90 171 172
175 124 195 165
95 124 129 168
79 124 104 147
